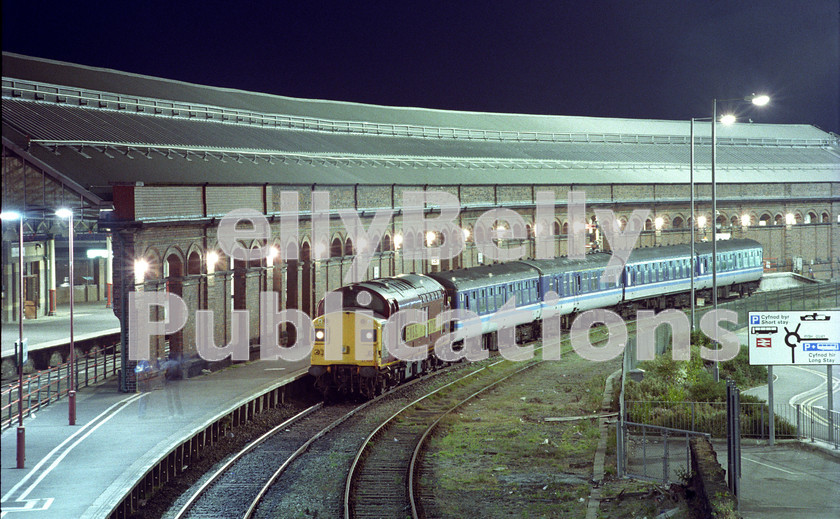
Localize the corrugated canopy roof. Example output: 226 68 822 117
3 52 839 195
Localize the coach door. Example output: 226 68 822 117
571 272 582 311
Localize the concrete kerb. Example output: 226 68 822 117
585 368 621 519
795 438 840 460
83 370 309 519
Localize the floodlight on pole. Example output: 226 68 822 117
720 114 737 126
710 94 769 382
748 94 770 106
2 211 26 467
56 208 77 425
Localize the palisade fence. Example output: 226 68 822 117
1 344 121 431
618 281 840 484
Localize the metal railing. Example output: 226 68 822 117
5 78 831 148
618 421 710 484
625 400 839 449
1 344 120 431
705 281 840 331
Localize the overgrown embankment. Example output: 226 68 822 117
618 332 794 437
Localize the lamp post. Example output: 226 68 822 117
56 208 76 425
1 211 26 467
710 94 770 382
690 119 697 332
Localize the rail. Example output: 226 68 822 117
1 344 120 431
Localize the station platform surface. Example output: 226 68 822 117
1 357 308 518
1 302 120 359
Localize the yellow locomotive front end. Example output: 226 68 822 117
309 311 389 398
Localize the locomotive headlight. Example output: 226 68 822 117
360 329 377 342
315 329 325 341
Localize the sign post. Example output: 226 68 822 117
748 311 839 446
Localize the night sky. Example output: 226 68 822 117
3 1 839 134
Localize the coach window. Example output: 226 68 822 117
496 286 505 308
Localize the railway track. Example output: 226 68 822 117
345 359 539 519
173 401 355 518
170 363 472 519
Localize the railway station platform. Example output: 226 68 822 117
0 357 308 518
1 301 120 362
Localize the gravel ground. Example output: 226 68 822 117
129 401 307 519
419 352 692 518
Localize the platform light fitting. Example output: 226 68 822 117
134 259 149 282
206 251 220 270
654 217 664 230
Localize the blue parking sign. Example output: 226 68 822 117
750 314 760 325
